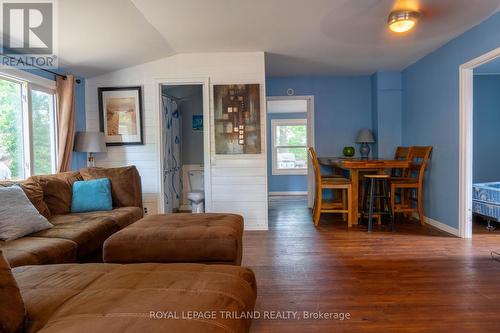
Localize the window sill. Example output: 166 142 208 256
272 169 307 176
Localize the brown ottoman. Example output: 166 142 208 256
103 213 243 265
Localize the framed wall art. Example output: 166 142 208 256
192 114 203 131
213 84 261 154
98 86 144 146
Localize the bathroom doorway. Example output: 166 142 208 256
158 80 210 214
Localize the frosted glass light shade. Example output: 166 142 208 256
388 10 420 33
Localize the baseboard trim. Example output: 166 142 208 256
424 216 460 237
269 191 307 196
244 225 269 231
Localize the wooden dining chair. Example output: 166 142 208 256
390 146 432 225
390 146 411 210
391 146 411 177
308 147 352 227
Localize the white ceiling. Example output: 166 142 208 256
57 0 500 77
57 0 175 77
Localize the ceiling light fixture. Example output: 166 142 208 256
387 10 420 33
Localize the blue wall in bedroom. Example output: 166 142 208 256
402 12 500 230
23 68 87 171
266 76 373 193
473 74 500 183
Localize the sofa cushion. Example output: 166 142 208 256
71 207 143 229
0 237 77 268
33 171 83 215
103 213 244 265
31 213 118 258
21 178 52 218
13 263 257 333
71 178 112 213
13 264 114 333
0 186 54 241
80 166 142 208
0 178 51 218
0 249 25 333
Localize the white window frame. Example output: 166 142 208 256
29 84 58 174
0 69 58 178
271 118 308 176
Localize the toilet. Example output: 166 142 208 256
187 169 204 213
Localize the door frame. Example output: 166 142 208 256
155 77 211 213
458 47 500 238
266 95 315 208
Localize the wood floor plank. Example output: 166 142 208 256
243 196 500 332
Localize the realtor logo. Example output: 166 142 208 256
2 1 52 53
1 0 57 68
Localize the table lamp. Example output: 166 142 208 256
74 132 107 167
356 128 375 158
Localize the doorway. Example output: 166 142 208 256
266 96 315 208
471 57 500 235
459 47 500 238
157 79 211 214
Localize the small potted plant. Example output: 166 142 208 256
343 146 355 157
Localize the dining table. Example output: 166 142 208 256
318 157 411 227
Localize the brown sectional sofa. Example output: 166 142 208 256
1 250 257 333
0 166 143 267
0 166 258 333
0 236 77 268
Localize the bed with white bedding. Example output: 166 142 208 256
472 182 500 230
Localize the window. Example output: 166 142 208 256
31 89 57 175
0 73 57 180
272 118 308 175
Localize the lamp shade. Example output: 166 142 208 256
74 132 107 153
356 128 375 143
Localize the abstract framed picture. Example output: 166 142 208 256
98 86 144 146
192 115 203 131
213 84 261 154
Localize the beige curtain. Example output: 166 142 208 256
55 75 76 172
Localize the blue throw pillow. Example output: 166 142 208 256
71 178 112 213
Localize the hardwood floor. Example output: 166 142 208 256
243 196 500 332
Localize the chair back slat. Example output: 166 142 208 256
408 146 432 182
308 147 321 184
308 147 323 203
392 146 411 177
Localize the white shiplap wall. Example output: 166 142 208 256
85 52 268 230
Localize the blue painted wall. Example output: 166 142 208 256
179 94 204 165
163 85 204 165
371 72 402 159
473 74 500 183
23 68 87 170
371 74 379 157
402 12 500 229
267 76 372 156
72 76 86 170
266 76 372 193
267 112 308 192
